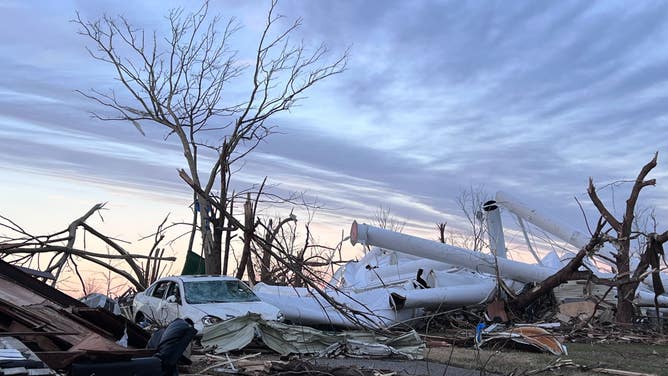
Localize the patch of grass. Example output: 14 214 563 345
425 343 668 375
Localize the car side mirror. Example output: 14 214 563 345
166 295 178 304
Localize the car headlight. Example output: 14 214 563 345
277 311 284 322
202 315 223 326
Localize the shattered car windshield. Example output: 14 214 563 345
183 280 261 304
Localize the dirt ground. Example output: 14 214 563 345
184 352 489 376
426 343 668 375
181 342 668 376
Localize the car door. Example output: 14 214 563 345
145 280 170 324
161 281 183 324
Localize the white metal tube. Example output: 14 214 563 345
254 283 391 328
350 221 558 283
636 290 668 307
495 191 640 279
483 200 507 259
392 281 496 309
495 191 591 249
367 259 452 282
517 216 544 265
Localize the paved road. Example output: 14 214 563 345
310 358 498 376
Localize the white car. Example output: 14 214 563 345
133 275 283 333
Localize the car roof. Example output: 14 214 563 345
172 275 240 282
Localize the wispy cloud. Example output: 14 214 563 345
1 0 667 245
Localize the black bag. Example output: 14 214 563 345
149 318 197 376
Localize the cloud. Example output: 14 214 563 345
1 0 667 247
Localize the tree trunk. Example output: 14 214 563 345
222 197 234 276
437 222 446 243
616 283 636 323
292 225 310 288
187 193 198 253
200 194 220 275
236 194 254 281
212 216 223 275
260 219 273 283
293 260 304 287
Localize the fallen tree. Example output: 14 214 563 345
0 204 175 292
509 218 606 311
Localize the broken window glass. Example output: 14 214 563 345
151 281 169 299
183 280 261 304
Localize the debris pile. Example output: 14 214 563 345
254 189 668 344
0 259 188 375
1 184 667 375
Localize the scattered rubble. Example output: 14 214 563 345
79 293 122 316
0 336 57 375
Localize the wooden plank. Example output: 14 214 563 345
0 331 79 336
13 266 55 281
33 351 85 370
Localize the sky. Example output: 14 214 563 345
1 0 668 276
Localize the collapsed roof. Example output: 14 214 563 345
0 259 152 369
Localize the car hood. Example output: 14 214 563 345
190 301 280 320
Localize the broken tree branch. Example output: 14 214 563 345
510 218 606 311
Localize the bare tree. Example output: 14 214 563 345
74 0 348 274
511 153 668 324
372 205 405 233
436 222 447 243
457 185 489 251
587 152 668 323
437 185 489 251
